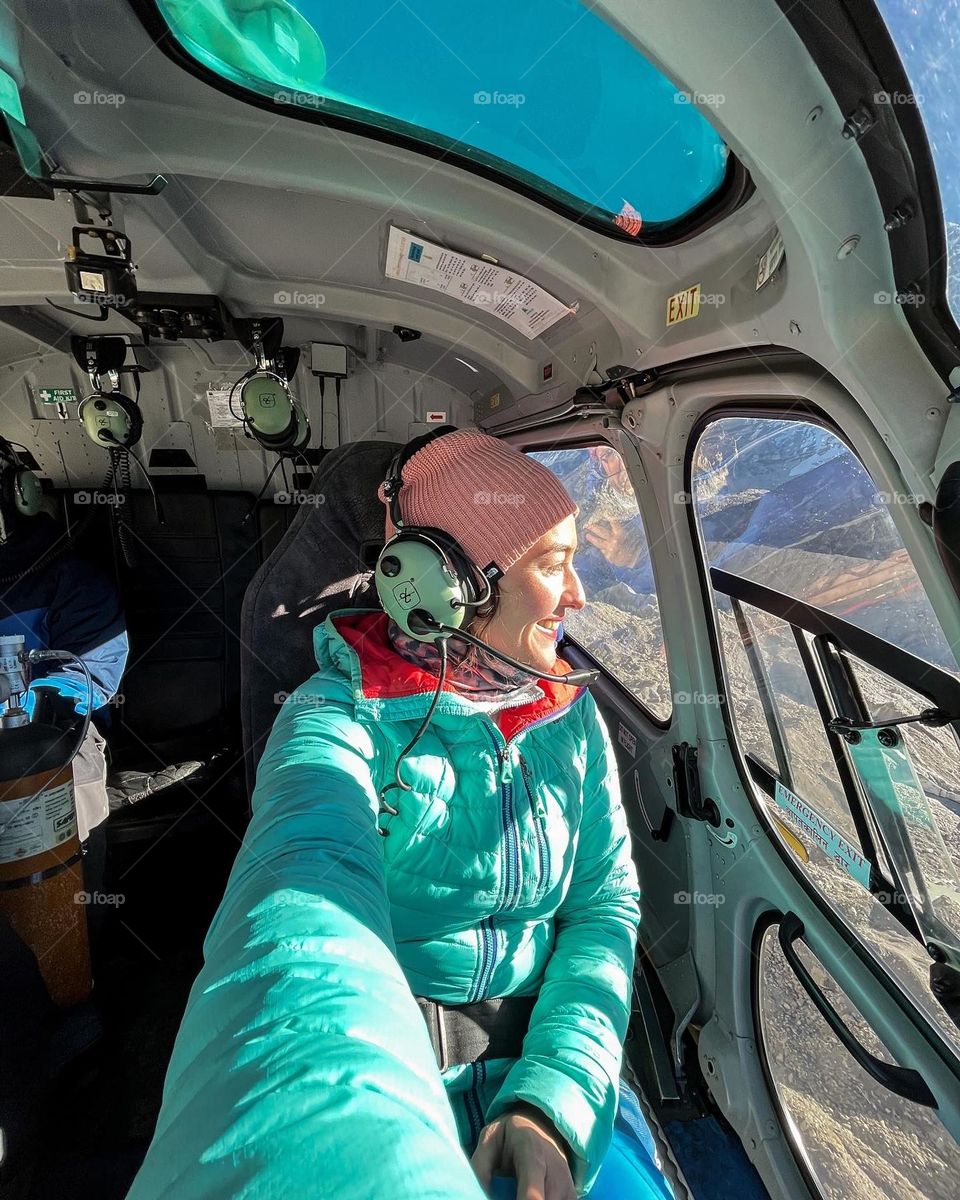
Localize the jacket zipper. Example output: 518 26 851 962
518 751 549 902
470 697 585 1001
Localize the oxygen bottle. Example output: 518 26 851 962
0 634 92 1006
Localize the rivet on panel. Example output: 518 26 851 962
837 235 860 260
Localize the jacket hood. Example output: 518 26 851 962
314 609 586 739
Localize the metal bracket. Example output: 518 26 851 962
829 708 954 744
841 102 876 141
48 173 168 197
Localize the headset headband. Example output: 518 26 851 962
381 424 459 531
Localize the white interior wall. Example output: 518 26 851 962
0 340 474 491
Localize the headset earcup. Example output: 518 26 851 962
79 391 143 448
375 532 471 640
13 469 42 516
240 375 308 455
119 394 144 448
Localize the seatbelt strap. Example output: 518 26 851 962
415 994 538 1071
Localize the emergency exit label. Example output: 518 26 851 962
666 284 701 327
37 387 77 404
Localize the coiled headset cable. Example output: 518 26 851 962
377 638 449 836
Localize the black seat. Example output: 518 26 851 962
239 440 401 795
63 487 268 839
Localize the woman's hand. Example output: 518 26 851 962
471 1103 577 1200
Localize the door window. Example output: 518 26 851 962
530 446 670 720
690 414 960 1056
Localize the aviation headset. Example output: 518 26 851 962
374 426 597 681
0 436 43 544
73 337 145 451
78 388 144 449
375 425 498 642
233 369 311 456
372 425 596 826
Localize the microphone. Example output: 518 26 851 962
408 612 598 687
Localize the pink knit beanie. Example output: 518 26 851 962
378 428 576 574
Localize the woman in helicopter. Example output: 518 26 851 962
128 427 671 1200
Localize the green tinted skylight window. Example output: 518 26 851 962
151 0 731 234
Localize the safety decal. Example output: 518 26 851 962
666 284 701 327
614 200 643 237
37 387 77 405
204 384 244 428
426 410 447 423
617 723 637 756
385 226 577 340
774 780 872 888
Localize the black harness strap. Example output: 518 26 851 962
415 993 538 1071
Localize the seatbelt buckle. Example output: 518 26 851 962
428 1000 449 1072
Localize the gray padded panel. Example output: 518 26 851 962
240 440 402 793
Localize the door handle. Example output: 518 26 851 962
778 912 937 1108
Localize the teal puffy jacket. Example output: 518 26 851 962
128 610 641 1199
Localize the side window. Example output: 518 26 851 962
690 415 960 1057
530 446 670 721
758 921 960 1200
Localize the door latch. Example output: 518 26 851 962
672 743 721 828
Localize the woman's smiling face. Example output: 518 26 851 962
472 514 585 674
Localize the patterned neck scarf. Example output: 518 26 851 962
386 619 543 706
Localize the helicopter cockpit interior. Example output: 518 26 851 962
1 3 960 1200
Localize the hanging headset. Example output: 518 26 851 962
78 389 144 450
73 336 145 450
231 336 310 458
0 437 43 545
